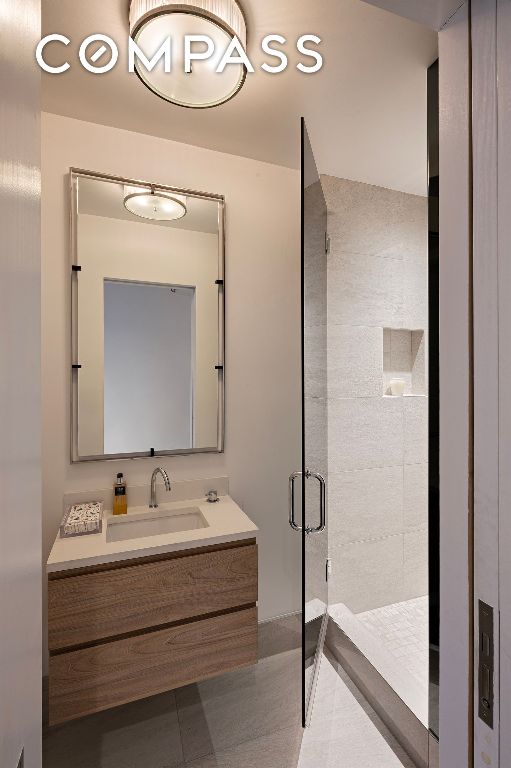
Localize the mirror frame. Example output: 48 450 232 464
70 168 225 463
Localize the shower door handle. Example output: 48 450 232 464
289 471 303 531
305 469 326 534
288 469 326 534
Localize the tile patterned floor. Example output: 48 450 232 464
298 653 415 768
43 618 416 768
43 648 303 768
356 597 429 694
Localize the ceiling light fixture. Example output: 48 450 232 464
123 186 187 221
129 0 247 108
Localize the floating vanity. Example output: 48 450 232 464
47 483 258 726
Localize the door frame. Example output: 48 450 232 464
469 0 511 764
497 2 511 764
367 2 475 766
438 5 473 767
471 1 500 766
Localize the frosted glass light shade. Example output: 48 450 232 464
129 0 247 108
124 186 187 221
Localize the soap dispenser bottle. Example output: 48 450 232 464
113 472 128 515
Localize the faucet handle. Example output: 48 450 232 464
206 490 219 503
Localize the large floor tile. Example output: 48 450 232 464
184 725 303 768
43 691 183 768
175 650 301 763
299 655 415 768
429 734 440 768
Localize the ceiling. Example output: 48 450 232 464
78 176 219 233
41 0 438 195
363 0 463 30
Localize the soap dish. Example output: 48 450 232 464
60 502 103 538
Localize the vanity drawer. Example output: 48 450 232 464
48 541 258 651
49 606 258 725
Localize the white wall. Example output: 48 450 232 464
323 175 429 613
41 114 302 655
0 0 42 766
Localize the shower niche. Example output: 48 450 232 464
383 327 427 397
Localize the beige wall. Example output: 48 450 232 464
0 0 42 766
42 113 301 653
76 213 218 456
323 175 429 613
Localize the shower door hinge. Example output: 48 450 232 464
325 233 330 255
326 557 332 582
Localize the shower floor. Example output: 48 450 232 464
329 597 429 727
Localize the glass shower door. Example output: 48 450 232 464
290 118 329 727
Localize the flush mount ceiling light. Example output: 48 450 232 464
129 0 247 108
124 186 187 221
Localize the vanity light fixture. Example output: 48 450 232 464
123 185 187 221
129 0 247 108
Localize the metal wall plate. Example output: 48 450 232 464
478 600 494 728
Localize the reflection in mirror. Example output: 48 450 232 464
104 281 195 454
71 171 224 461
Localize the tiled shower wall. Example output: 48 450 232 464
322 176 428 613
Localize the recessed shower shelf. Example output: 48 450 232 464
382 327 427 397
382 393 428 399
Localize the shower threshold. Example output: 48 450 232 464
328 598 429 727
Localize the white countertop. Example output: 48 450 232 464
47 494 258 573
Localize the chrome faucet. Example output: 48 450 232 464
149 467 171 508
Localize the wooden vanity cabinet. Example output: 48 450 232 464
48 539 258 725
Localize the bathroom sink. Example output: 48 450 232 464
106 506 208 543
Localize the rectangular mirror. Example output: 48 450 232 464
70 169 224 462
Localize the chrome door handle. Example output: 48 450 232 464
289 471 303 531
305 469 326 534
289 469 326 534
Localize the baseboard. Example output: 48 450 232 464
258 611 301 659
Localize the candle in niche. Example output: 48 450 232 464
390 378 406 396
